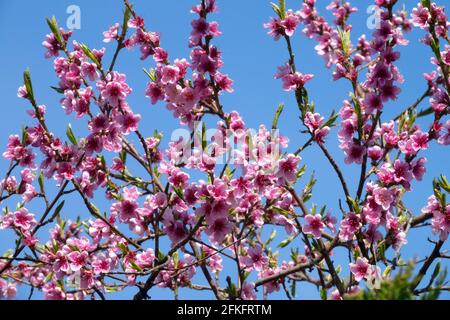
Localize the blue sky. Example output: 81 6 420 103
0 0 448 300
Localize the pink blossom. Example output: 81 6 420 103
339 212 361 242
241 282 257 300
242 246 269 271
437 120 450 145
277 154 301 183
42 29 72 58
304 112 330 142
431 205 450 241
167 168 190 188
411 157 427 181
258 268 281 293
67 251 89 272
411 4 430 29
393 159 413 186
411 130 429 152
323 213 337 233
264 18 284 40
1 0 450 301
103 23 119 42
373 187 394 211
163 212 187 244
92 254 112 274
145 82 164 104
302 214 324 239
43 283 66 300
350 257 370 282
191 18 210 45
154 47 169 63
136 249 156 269
97 72 132 107
282 72 314 91
161 65 180 84
214 72 234 93
13 208 36 232
117 112 141 134
0 281 17 299
343 142 365 165
207 178 229 201
128 16 145 29
281 11 300 37
205 216 231 244
112 197 138 223
149 192 168 209
368 146 383 161
81 62 99 81
363 93 383 113
391 230 408 252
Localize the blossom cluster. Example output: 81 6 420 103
0 0 448 301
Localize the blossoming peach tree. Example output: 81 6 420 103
0 0 449 300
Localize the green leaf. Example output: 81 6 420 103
347 196 360 213
51 201 65 220
44 272 54 283
291 280 296 298
246 134 254 161
23 69 34 101
383 265 393 278
119 150 127 165
417 107 434 118
320 288 327 300
118 242 128 253
202 122 207 150
50 86 65 94
272 206 292 216
378 241 387 262
143 68 157 82
225 277 238 299
173 187 184 199
431 262 441 281
335 265 342 274
272 103 284 130
46 17 63 45
337 28 351 56
105 285 120 293
407 111 417 128
296 164 307 179
121 7 132 36
172 251 179 269
438 175 450 193
322 110 339 128
223 166 236 179
278 0 286 19
38 171 45 192
266 229 277 246
130 260 143 272
270 2 282 18
290 248 299 262
80 43 101 67
21 126 28 145
302 172 316 202
421 0 431 9
66 123 77 145
157 250 166 262
278 237 293 248
99 155 107 168
319 205 327 217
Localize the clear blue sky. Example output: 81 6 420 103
0 0 448 299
